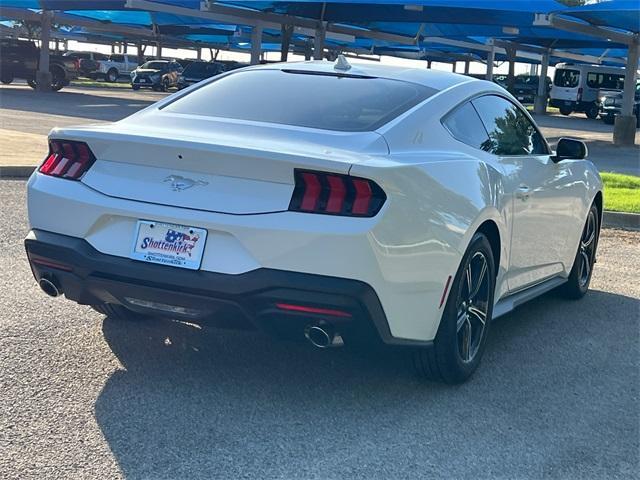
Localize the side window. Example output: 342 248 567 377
472 95 548 156
110 54 124 62
443 102 490 150
587 72 602 88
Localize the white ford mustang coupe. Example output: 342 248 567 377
25 58 602 383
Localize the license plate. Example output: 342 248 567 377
517 96 525 101
131 221 207 270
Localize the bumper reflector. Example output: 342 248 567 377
275 303 352 318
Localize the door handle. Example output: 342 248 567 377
516 185 531 200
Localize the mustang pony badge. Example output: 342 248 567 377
164 175 208 192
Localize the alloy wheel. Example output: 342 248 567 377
456 251 490 363
578 210 597 287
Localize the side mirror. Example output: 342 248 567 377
551 138 587 162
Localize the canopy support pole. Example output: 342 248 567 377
614 40 639 146
36 10 52 92
250 24 263 65
137 43 145 65
506 45 516 93
196 47 201 60
314 26 325 60
464 60 470 74
485 42 495 81
534 51 550 115
280 24 293 62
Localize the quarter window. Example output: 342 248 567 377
443 102 489 150
471 95 548 156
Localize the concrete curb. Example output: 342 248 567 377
602 211 640 231
0 166 36 178
1 165 639 231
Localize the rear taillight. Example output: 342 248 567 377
73 59 80 70
289 169 386 217
39 139 96 180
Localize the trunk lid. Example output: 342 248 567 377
54 112 388 215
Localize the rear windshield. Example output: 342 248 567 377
162 69 437 132
554 69 580 88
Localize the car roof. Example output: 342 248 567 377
245 60 475 92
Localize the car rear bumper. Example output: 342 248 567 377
25 229 419 346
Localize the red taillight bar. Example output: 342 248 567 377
275 303 352 318
289 169 386 217
39 139 96 180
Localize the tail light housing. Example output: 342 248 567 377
289 169 386 217
39 139 96 180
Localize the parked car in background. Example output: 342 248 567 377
599 83 640 127
97 54 139 82
130 60 182 91
62 51 108 78
216 60 249 71
26 58 602 384
512 75 551 104
550 63 625 119
177 60 226 89
0 38 79 90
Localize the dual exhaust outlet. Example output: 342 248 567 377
304 322 343 349
37 274 343 349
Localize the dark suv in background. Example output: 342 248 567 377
0 38 79 90
177 60 226 89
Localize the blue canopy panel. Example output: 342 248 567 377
220 1 566 25
555 0 640 34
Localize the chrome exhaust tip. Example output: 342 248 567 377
39 277 60 298
304 323 343 348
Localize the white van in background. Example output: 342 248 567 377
549 63 625 119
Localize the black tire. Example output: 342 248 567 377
585 103 599 120
27 79 37 89
558 203 599 300
50 67 66 91
413 232 496 384
1 74 13 84
91 303 147 321
106 68 119 83
559 106 572 116
131 84 140 91
602 115 615 125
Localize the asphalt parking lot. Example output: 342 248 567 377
1 82 639 175
0 179 638 479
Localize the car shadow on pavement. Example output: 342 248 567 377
0 86 156 122
94 289 639 479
